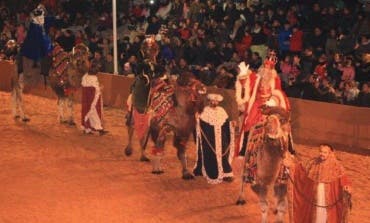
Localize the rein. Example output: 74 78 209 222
199 127 230 157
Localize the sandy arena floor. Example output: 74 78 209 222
0 92 369 223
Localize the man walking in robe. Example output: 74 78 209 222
193 93 235 184
284 144 352 223
81 59 107 135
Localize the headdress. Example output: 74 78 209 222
6 39 17 48
264 50 277 69
31 4 46 25
4 39 18 59
237 62 251 79
207 93 223 102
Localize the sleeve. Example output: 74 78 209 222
340 174 351 187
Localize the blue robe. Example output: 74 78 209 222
21 17 53 61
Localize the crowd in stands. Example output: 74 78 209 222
0 0 369 107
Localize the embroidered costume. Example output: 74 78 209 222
289 152 352 223
235 55 292 184
81 73 104 134
21 4 53 61
2 40 29 122
236 59 290 156
193 94 235 184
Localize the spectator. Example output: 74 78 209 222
212 64 235 89
170 57 190 77
300 46 317 82
319 77 338 103
204 40 221 67
250 22 268 60
327 52 343 87
307 27 326 56
159 36 174 65
313 54 328 80
74 30 87 45
301 75 321 101
290 54 302 86
325 28 339 56
342 80 360 105
357 82 370 107
87 34 99 55
197 63 216 86
354 34 370 61
98 37 112 59
92 50 104 72
234 29 252 59
249 51 262 70
220 41 235 62
307 3 323 30
356 53 370 84
277 21 292 56
103 53 114 74
339 56 355 86
15 23 26 45
145 15 161 35
290 25 303 54
337 30 356 55
279 54 293 88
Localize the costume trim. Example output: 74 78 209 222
195 106 234 184
81 74 103 131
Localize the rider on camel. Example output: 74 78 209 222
235 50 294 184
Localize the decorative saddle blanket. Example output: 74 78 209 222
242 117 288 184
150 83 175 121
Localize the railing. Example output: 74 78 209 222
0 61 369 150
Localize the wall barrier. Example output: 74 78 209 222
0 61 369 150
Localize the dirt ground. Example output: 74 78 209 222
0 91 369 223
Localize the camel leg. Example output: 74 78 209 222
151 128 167 174
151 154 163 174
58 97 66 123
66 97 75 126
139 129 150 162
274 184 288 223
124 124 134 156
124 109 134 156
11 87 20 118
174 136 194 180
257 185 269 223
12 75 29 122
236 158 247 205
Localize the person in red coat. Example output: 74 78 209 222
290 26 304 54
284 144 352 223
234 51 291 183
236 53 290 155
81 59 108 135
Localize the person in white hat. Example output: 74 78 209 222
193 93 235 184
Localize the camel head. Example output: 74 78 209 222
176 71 207 114
68 43 90 88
